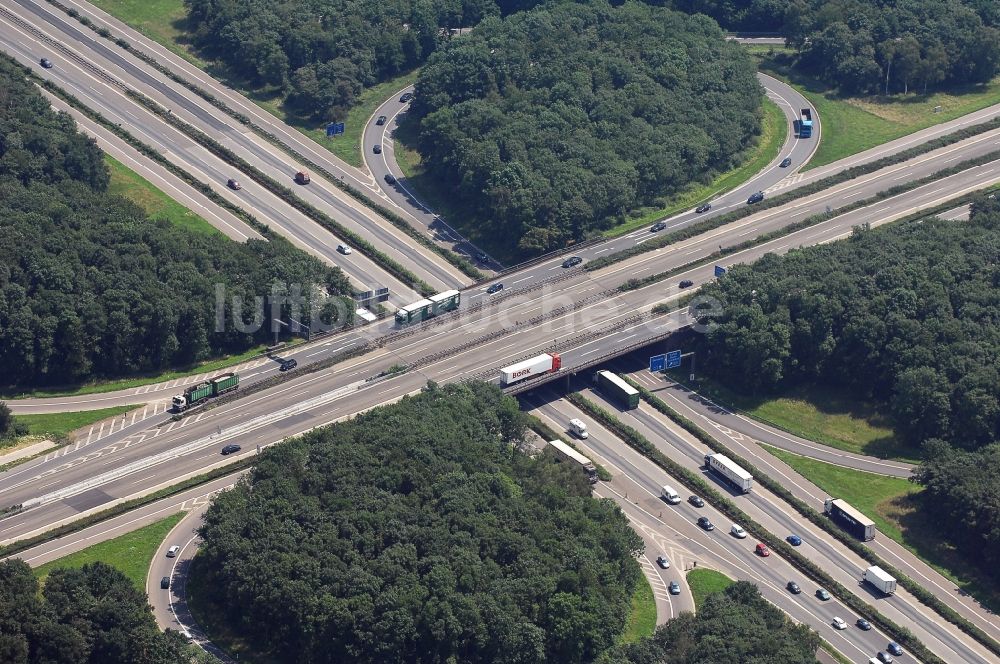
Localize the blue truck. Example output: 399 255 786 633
799 108 813 138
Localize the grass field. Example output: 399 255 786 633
669 373 914 462
686 568 734 609
88 0 207 67
33 512 185 591
16 405 141 440
605 98 787 236
765 445 1000 610
623 574 658 642
756 53 1000 169
105 155 222 237
2 345 268 400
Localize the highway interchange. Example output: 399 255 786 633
2 2 1000 662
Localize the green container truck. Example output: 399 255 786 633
395 289 461 325
172 372 240 411
595 370 640 410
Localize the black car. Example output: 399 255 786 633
688 495 705 507
679 279 694 289
747 191 764 204
562 256 583 268
877 653 894 664
376 115 387 126
384 173 397 185
780 157 792 168
160 576 170 589
695 203 712 214
221 444 242 455
697 516 714 531
650 221 667 232
372 144 382 154
40 57 53 69
856 618 872 631
400 92 414 102
475 252 489 263
280 359 298 372
786 581 801 594
486 283 504 295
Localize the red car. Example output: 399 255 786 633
755 543 770 557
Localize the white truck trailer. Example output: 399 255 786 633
863 566 897 595
499 352 562 385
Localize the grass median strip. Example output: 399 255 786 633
33 512 185 591
587 122 1000 272
618 378 1000 661
49 0 484 282
686 568 734 610
623 575 658 642
565 390 947 664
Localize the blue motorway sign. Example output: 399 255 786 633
666 349 682 369
326 122 346 136
714 265 727 277
649 354 666 372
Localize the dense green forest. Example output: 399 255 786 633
183 0 496 120
601 582 819 663
0 559 199 664
693 195 1000 569
677 0 1000 94
0 55 353 388
195 382 642 663
406 1 762 254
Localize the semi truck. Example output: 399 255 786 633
548 439 598 484
824 498 876 541
172 372 239 412
799 108 813 138
595 370 639 410
863 566 897 595
704 452 753 493
395 290 461 325
499 352 561 385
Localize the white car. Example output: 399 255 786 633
656 556 670 569
730 524 747 539
832 617 847 630
337 244 352 255
166 545 180 558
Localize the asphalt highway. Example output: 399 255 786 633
0 2 462 298
535 387 997 663
10 0 469 290
524 392 915 663
362 71 820 270
3 170 999 656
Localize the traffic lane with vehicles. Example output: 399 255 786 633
525 392 898 662
632 372 1000 646
11 149 1000 417
625 373 915 478
2 283 995 660
363 84 502 272
147 506 206 632
50 0 436 227
0 18 413 304
5 0 468 292
5 472 240 566
580 387 996 663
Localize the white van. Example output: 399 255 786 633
660 485 681 504
569 418 588 439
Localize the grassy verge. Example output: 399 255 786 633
666 373 915 463
105 154 222 237
686 568 733 609
87 0 207 67
604 98 786 237
623 574 658 642
756 53 1000 169
764 445 1000 612
16 405 141 440
33 512 185 591
2 345 269 400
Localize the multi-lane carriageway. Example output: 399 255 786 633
5 170 1000 662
